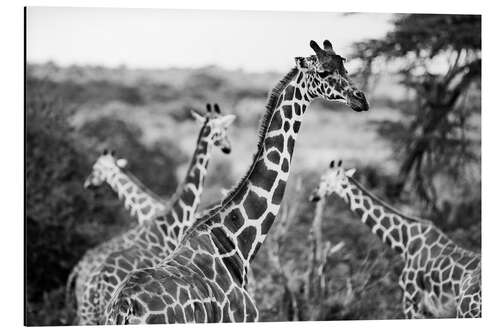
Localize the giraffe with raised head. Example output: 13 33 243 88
103 40 370 324
66 149 168 318
309 160 481 318
76 104 236 324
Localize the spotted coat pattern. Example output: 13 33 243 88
103 40 370 324
311 161 481 318
76 109 235 324
66 152 168 321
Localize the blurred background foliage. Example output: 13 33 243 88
26 14 480 325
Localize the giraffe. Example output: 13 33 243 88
83 150 169 223
103 40 370 324
76 104 236 324
309 160 481 318
66 149 169 319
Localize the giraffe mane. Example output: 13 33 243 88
183 67 300 237
348 176 434 227
195 200 221 217
221 67 299 203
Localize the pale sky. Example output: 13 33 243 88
27 7 393 72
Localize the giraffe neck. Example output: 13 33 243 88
187 68 312 286
106 169 165 225
338 176 442 257
152 123 214 246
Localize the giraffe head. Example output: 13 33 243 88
190 103 236 154
309 160 357 202
84 149 128 189
295 40 369 112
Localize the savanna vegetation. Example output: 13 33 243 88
25 14 480 325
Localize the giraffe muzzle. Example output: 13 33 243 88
348 91 370 112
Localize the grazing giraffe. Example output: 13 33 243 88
103 40 370 324
77 104 236 325
309 160 481 318
66 149 168 318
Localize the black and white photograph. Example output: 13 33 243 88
23 4 483 327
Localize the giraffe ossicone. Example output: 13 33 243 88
103 39 369 325
76 103 236 325
310 159 481 319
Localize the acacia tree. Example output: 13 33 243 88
352 14 481 214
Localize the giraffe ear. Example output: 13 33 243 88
220 114 236 127
116 158 128 168
190 110 206 124
345 168 356 178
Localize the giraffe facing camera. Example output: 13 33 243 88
309 159 357 202
190 103 236 154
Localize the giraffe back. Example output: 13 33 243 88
104 230 259 324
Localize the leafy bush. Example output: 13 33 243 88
26 77 98 304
